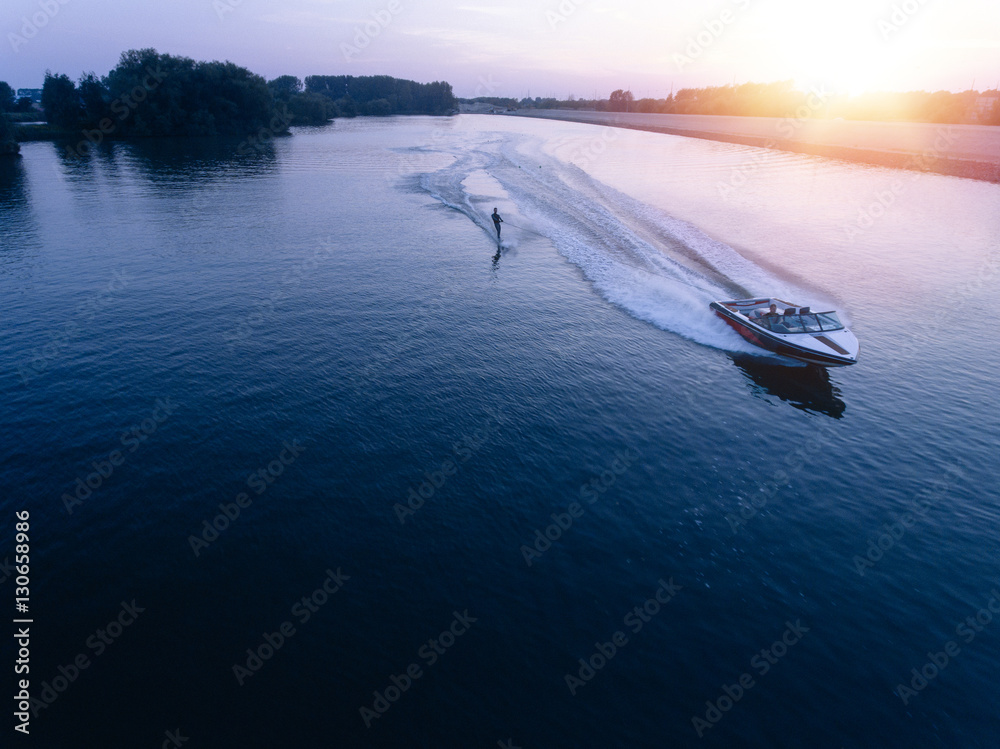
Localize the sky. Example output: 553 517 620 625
3 0 1000 98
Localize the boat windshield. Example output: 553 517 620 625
756 312 844 334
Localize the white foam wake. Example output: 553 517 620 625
416 130 809 354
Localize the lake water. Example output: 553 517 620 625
2 114 999 748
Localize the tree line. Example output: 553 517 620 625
39 49 285 137
303 75 455 116
2 48 457 153
470 81 1000 125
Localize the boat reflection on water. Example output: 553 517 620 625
728 353 847 419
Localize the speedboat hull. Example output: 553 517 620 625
711 298 859 367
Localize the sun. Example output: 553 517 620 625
769 2 897 97
786 43 893 99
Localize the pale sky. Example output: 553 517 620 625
3 0 1000 97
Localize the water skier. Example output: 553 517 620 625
491 208 503 239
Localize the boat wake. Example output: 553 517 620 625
414 130 813 354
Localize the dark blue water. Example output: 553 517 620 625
2 116 999 748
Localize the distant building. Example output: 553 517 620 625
17 88 42 102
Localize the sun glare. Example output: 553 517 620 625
793 58 883 99
764 1 899 97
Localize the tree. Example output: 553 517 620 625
41 72 81 129
78 72 108 125
268 75 303 100
0 111 19 155
270 76 335 124
304 75 455 115
420 81 455 115
287 91 336 124
0 81 15 112
39 50 292 139
608 89 634 112
334 96 358 117
100 49 286 137
361 98 392 116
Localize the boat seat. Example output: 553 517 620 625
784 307 796 315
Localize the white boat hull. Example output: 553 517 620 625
711 298 859 367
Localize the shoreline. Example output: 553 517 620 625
502 110 1000 183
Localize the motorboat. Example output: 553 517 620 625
710 297 859 367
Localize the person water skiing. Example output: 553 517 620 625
491 208 503 239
